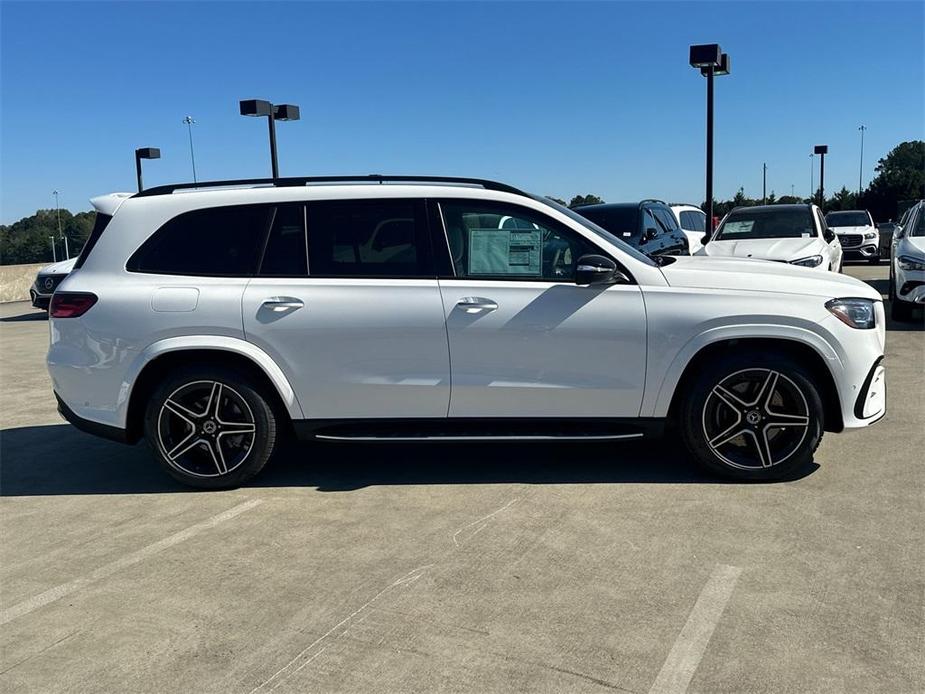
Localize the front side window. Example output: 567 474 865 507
306 199 429 278
440 200 600 281
127 205 271 276
714 208 815 241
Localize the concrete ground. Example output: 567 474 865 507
1 264 922 693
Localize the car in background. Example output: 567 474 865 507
30 256 77 310
889 199 925 321
572 200 689 257
877 222 899 257
671 203 708 254
825 210 879 264
699 204 842 272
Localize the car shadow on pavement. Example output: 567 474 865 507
0 424 817 496
0 309 47 322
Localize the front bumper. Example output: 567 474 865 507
853 357 886 422
30 287 51 310
842 243 879 259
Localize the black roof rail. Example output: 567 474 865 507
134 174 526 198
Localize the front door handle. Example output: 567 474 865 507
456 297 498 312
262 296 304 312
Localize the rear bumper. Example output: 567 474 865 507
56 393 131 444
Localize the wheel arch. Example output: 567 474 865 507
660 335 844 433
122 337 302 443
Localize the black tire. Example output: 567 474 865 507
144 365 278 489
891 295 914 322
679 351 824 481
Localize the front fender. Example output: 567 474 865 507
119 335 304 423
645 322 843 418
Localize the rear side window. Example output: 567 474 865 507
73 213 112 269
679 210 706 232
306 199 430 278
652 207 680 233
260 204 307 276
575 206 640 239
127 205 271 276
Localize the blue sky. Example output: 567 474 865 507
1 1 922 222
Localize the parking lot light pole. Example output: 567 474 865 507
814 145 828 207
239 100 301 179
858 125 866 196
135 147 161 192
689 44 730 231
182 116 198 184
809 153 814 200
52 190 69 259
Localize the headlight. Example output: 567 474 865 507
898 255 925 272
864 231 877 240
790 255 824 267
825 298 876 329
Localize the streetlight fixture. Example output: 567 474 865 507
135 147 161 192
183 116 198 184
858 125 867 196
689 44 731 230
813 144 828 207
239 99 301 179
52 190 69 259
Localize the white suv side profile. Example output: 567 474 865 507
48 176 886 488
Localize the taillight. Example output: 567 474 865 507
50 292 98 318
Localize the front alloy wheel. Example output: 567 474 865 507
144 366 277 488
680 353 823 480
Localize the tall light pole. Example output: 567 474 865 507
762 163 767 204
858 125 867 196
239 99 301 179
49 236 57 262
135 147 161 192
52 190 68 259
689 44 730 231
809 153 814 200
183 116 198 184
814 144 828 208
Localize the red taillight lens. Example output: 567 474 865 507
50 292 98 318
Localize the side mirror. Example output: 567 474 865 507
575 254 626 286
823 229 836 243
645 227 659 242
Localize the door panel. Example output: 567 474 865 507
243 279 450 418
439 279 647 417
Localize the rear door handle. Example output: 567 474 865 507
262 296 304 312
456 297 498 312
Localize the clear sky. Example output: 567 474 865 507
1 1 922 222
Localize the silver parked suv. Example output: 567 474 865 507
49 176 886 488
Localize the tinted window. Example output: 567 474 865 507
260 204 307 276
73 212 112 269
306 199 429 278
127 205 270 276
441 200 599 281
825 211 871 227
714 208 815 241
575 206 640 239
910 208 925 237
653 207 680 232
679 210 706 232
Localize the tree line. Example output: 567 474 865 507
2 142 922 266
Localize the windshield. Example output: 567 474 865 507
714 207 815 241
530 196 656 267
910 207 925 237
825 211 871 227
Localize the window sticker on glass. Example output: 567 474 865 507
723 220 755 235
468 228 541 276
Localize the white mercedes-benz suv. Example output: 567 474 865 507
48 176 886 488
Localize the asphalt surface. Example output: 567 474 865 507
1 264 922 693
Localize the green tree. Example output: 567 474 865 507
568 194 604 208
861 140 925 220
0 208 94 265
545 196 566 206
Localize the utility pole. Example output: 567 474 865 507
762 163 767 204
858 125 867 196
183 116 198 184
791 184 795 198
53 190 68 259
49 236 57 262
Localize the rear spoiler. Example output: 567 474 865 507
89 192 133 217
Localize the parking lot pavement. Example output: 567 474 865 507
1 264 922 694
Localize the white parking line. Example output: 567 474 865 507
0 499 262 627
648 564 742 694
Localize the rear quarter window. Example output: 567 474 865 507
127 205 272 276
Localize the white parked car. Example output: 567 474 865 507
825 209 880 264
699 204 843 272
889 199 925 321
30 256 77 310
48 175 885 488
671 204 708 254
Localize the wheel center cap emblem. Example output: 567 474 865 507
203 421 217 434
746 410 761 425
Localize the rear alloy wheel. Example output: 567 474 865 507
144 367 277 488
681 355 823 480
